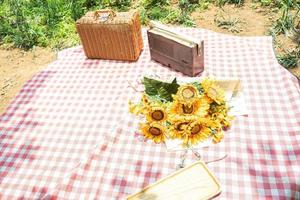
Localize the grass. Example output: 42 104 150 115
214 15 243 33
277 50 299 68
0 0 81 50
215 0 244 7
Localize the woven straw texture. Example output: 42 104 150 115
76 10 143 61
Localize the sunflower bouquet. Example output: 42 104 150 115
129 77 233 147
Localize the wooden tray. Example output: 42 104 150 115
127 161 221 200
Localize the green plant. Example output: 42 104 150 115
197 0 211 10
271 1 294 35
84 0 99 8
48 16 79 49
164 11 196 27
141 1 196 27
179 15 196 27
142 0 169 8
277 50 299 68
179 0 198 12
260 0 272 6
214 15 243 33
100 0 132 11
271 0 300 35
215 0 243 7
0 0 48 49
70 0 86 21
138 6 149 24
253 0 272 6
272 13 294 35
142 77 180 102
147 6 169 20
176 0 197 27
0 0 83 49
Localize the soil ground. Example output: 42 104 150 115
0 2 299 114
0 48 56 114
192 2 300 77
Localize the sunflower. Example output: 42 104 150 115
182 118 212 146
212 130 224 144
140 122 167 143
220 115 234 128
201 78 225 105
170 96 210 116
211 112 234 129
174 84 200 102
145 104 168 122
168 115 193 139
209 102 228 115
129 94 152 115
141 94 151 107
129 101 143 115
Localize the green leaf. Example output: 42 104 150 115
157 87 171 101
142 77 180 102
142 77 162 96
192 82 204 94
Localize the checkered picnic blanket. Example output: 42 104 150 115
0 28 300 199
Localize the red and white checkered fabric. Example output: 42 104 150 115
0 28 300 199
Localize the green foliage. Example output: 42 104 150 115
197 0 211 10
142 0 169 8
192 82 204 94
179 0 198 12
271 1 296 35
0 0 80 49
70 0 86 21
175 0 198 26
215 15 243 33
100 0 132 11
0 0 47 49
277 51 299 68
139 0 196 27
0 0 199 49
159 6 195 27
142 77 180 102
147 6 169 20
137 6 148 24
270 0 300 35
256 0 273 6
272 13 294 35
215 0 244 7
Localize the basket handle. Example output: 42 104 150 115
94 9 116 22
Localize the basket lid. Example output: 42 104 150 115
76 10 137 25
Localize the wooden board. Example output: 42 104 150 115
127 161 221 200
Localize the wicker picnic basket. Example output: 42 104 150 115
76 9 143 61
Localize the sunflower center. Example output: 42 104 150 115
182 87 196 99
149 127 162 136
151 110 164 120
191 124 202 135
176 122 189 131
208 87 218 98
182 104 194 114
